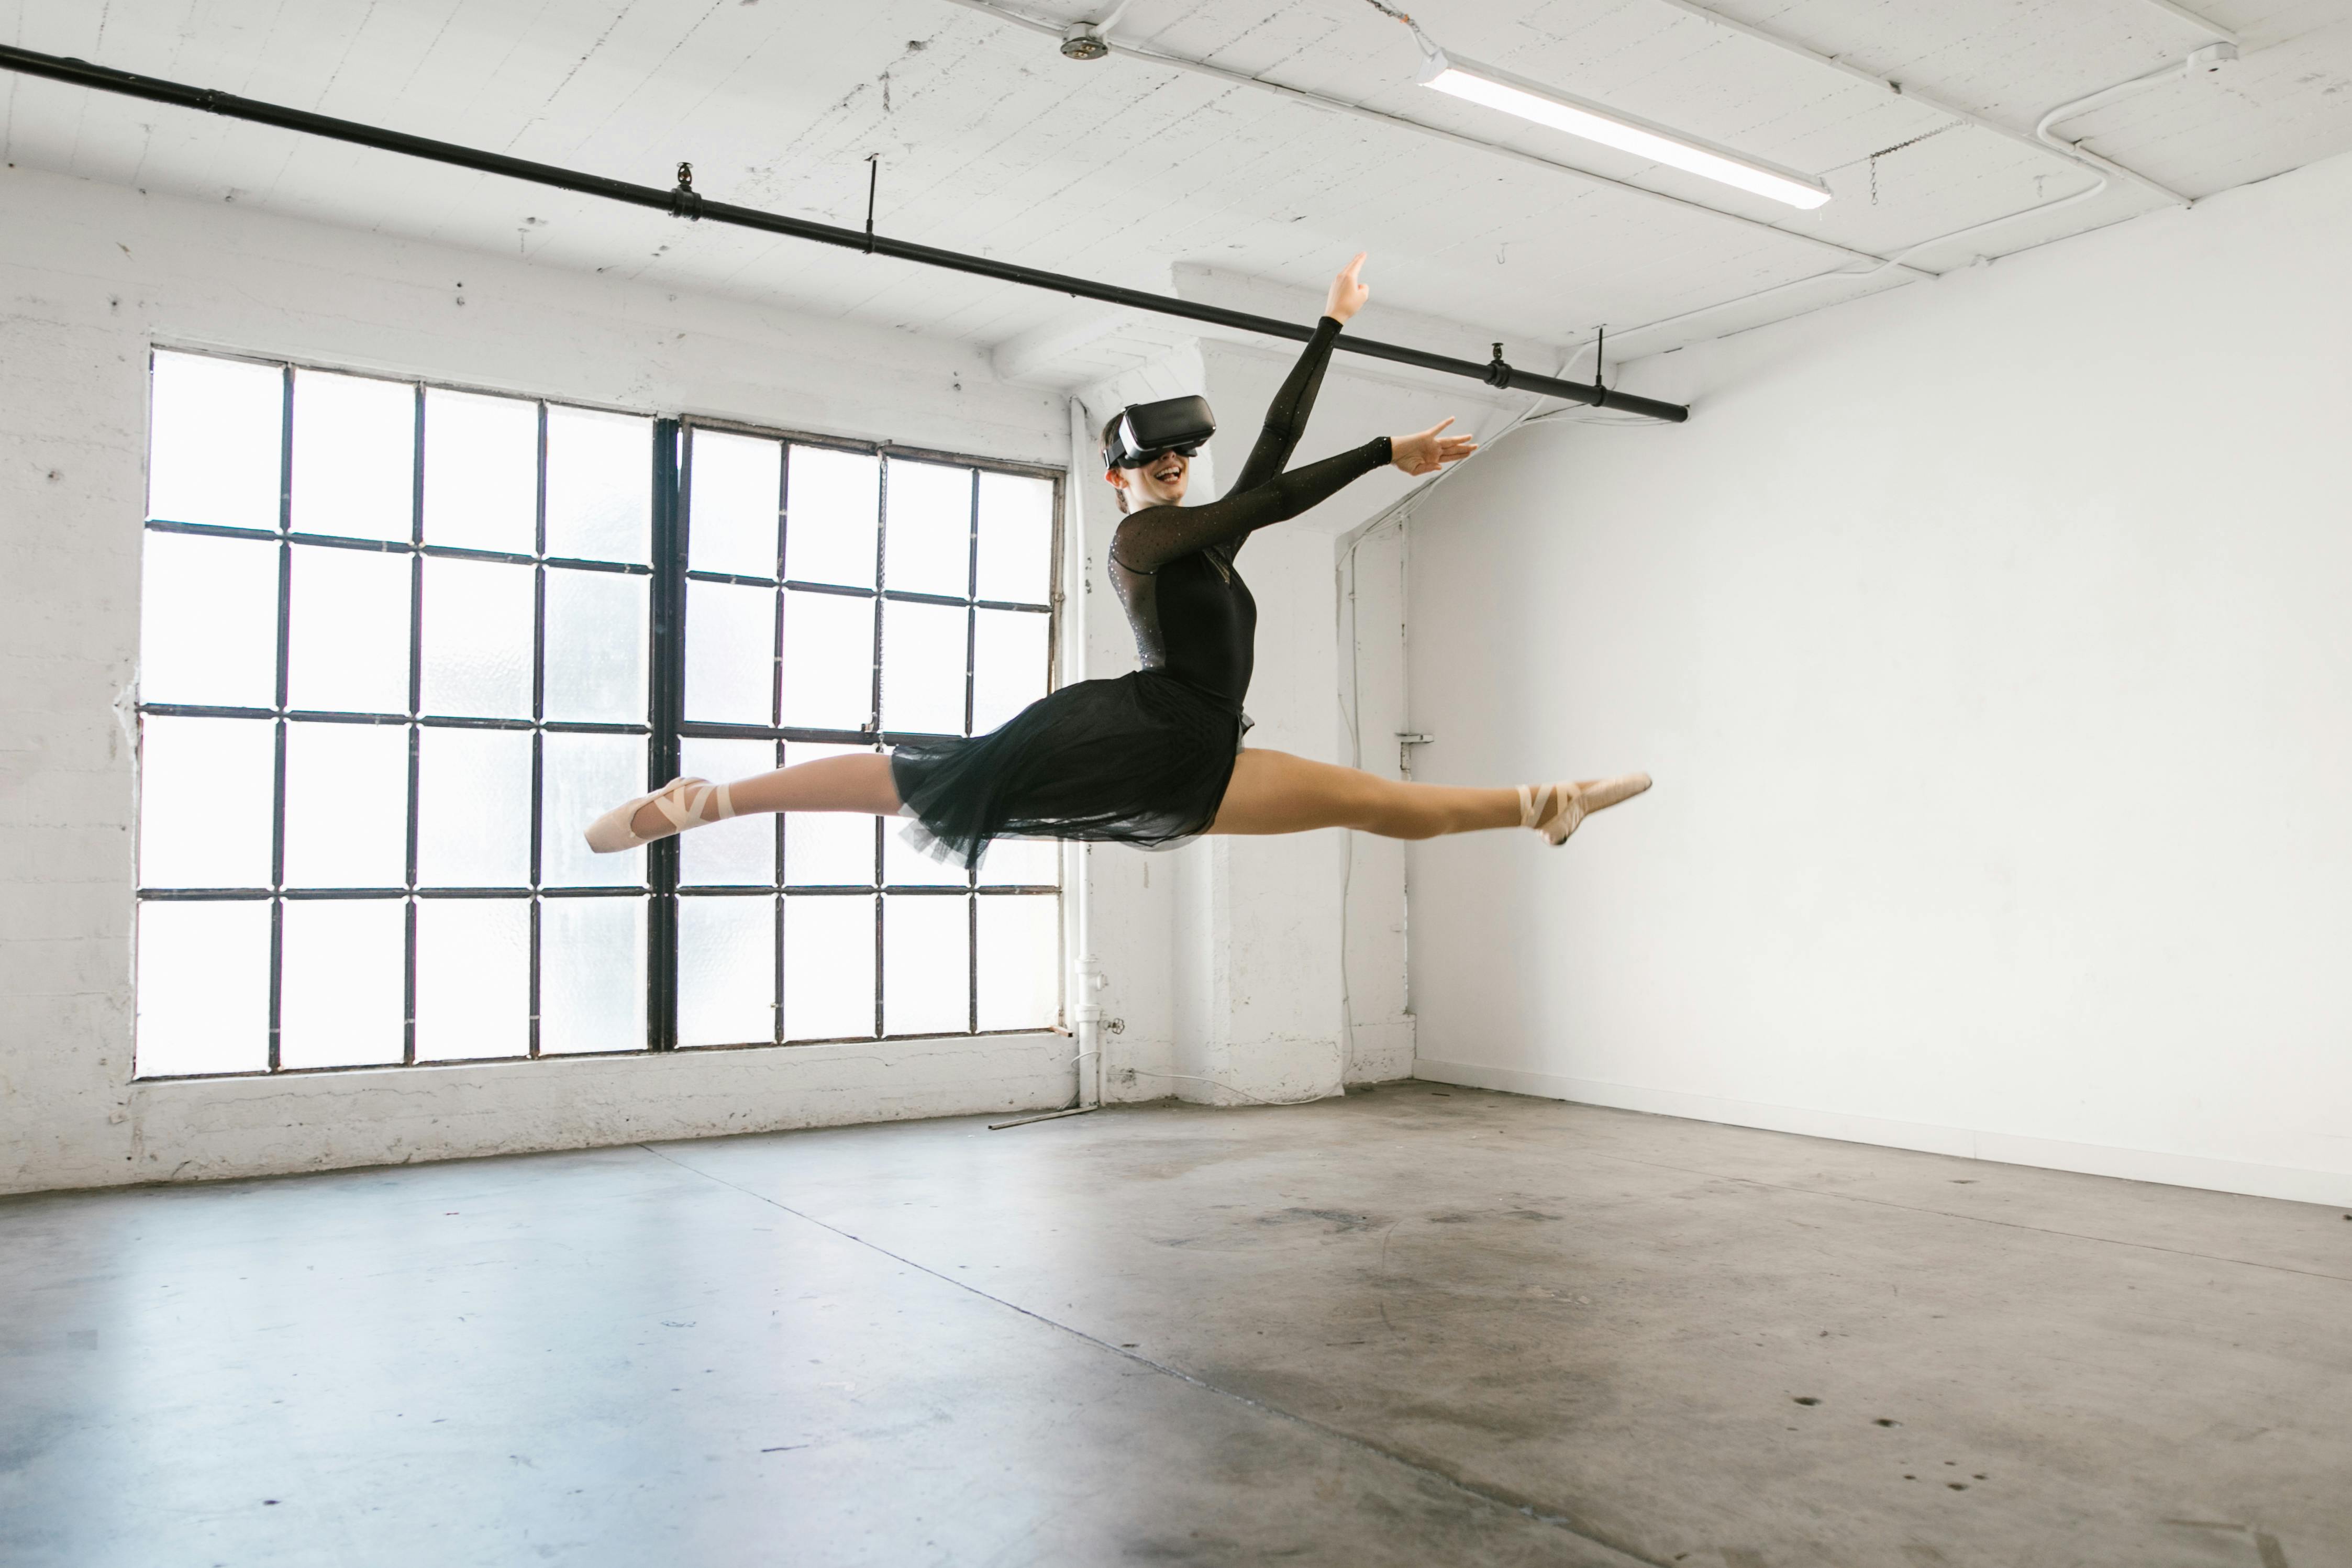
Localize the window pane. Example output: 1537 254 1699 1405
688 431 781 577
885 818 964 888
978 894 1060 1031
679 737 778 887
540 896 646 1054
978 836 1058 888
679 895 776 1047
287 546 411 714
420 557 533 719
135 900 270 1077
423 388 536 553
971 608 1049 736
783 895 874 1040
784 446 878 589
546 406 650 564
414 898 530 1061
417 727 533 887
780 591 874 731
881 599 967 736
279 898 406 1069
292 370 414 542
783 741 875 887
139 715 274 889
139 531 279 708
685 581 775 726
883 459 972 598
149 352 281 530
884 894 969 1037
282 721 407 888
976 471 1053 605
545 568 649 724
541 732 647 888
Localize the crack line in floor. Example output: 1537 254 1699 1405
1569 1147 2352 1285
635 1140 1672 1568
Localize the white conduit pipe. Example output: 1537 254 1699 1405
1064 397 1105 1111
1593 54 2205 361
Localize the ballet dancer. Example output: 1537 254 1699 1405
586 254 1649 862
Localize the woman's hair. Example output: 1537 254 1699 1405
1101 413 1129 513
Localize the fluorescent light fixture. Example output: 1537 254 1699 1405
1417 48 1832 210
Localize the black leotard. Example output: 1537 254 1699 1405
1106 316 1391 707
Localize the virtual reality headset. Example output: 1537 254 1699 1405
1104 395 1216 470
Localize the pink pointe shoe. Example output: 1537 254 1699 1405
1518 773 1651 846
583 776 736 853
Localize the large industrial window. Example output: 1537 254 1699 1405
132 350 1062 1077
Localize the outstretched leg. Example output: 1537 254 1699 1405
589 754 900 851
1207 749 1645 841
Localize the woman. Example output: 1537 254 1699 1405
586 254 1648 861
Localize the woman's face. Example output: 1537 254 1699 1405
1108 450 1190 510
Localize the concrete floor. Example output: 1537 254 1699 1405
3 1088 2348 1568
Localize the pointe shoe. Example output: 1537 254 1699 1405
583 776 736 853
1518 773 1651 846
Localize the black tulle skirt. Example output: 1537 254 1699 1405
889 670 1247 871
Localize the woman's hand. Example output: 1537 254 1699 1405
1324 252 1369 325
1391 418 1477 476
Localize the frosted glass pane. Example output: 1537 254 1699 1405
783 895 874 1040
883 459 972 598
978 894 1060 1031
420 557 532 719
978 836 1059 889
139 716 274 889
885 817 964 888
685 581 775 726
680 737 778 887
287 546 412 714
279 899 406 1069
540 896 646 1054
417 728 532 887
781 741 874 887
545 568 649 724
784 446 878 589
971 608 1050 735
136 900 270 1077
546 406 651 564
689 431 782 576
414 898 529 1061
679 895 776 1047
292 370 414 542
885 895 969 1037
881 599 967 736
542 732 647 888
423 388 537 553
149 352 282 530
780 591 874 730
282 721 407 888
976 471 1054 605
139 531 279 707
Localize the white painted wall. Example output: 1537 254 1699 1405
0 163 1094 1195
1405 148 2352 1207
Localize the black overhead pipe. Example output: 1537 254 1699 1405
0 42 1689 424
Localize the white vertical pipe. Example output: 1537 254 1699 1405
1065 398 1104 1108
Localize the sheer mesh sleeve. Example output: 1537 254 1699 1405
1109 437 1392 574
1229 316 1342 496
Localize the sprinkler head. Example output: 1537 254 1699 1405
1061 24 1110 60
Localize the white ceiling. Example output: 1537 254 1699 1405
4 0 2348 388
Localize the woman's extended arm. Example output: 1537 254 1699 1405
1111 437 1394 573
1228 254 1370 497
1110 416 1478 573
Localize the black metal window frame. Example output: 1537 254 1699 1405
131 348 1064 1079
661 416 1068 1050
